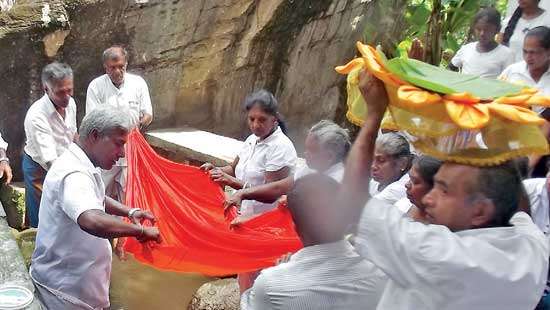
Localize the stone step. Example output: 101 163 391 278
0 182 26 230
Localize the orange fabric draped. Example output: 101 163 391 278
123 130 303 276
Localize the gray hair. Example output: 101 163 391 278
309 120 351 162
79 106 132 140
102 46 128 63
375 132 411 159
41 62 73 88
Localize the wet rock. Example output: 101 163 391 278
0 0 408 179
0 182 26 229
188 278 240 310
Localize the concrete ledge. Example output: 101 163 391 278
146 128 243 166
0 217 41 309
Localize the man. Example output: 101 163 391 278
339 71 549 309
241 174 387 309
23 62 77 227
30 106 161 309
0 131 12 184
86 45 153 202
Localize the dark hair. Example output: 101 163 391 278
413 155 442 188
469 161 523 227
244 89 288 134
514 157 530 180
525 26 550 49
503 0 541 46
473 7 501 32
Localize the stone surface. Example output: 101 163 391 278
0 0 408 179
0 217 41 309
0 182 26 229
146 128 243 167
188 278 240 310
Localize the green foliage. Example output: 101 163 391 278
390 0 508 65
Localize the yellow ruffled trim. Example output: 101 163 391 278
414 143 549 167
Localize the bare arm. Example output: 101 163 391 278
227 169 293 208
77 209 160 241
139 113 153 130
105 196 131 216
340 71 389 223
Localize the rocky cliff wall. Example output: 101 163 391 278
0 0 407 179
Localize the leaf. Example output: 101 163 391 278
385 58 524 99
407 2 431 26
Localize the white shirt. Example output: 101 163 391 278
24 94 77 170
30 143 112 310
369 173 409 205
235 127 297 216
0 131 7 152
503 10 550 62
506 1 550 21
394 197 413 214
500 61 550 113
86 73 153 127
451 42 515 79
293 162 345 183
356 198 549 310
524 178 550 235
240 240 388 310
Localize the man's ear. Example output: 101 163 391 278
470 197 495 228
89 129 101 144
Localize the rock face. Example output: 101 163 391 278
0 0 407 178
188 278 240 310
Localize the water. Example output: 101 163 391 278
110 256 213 310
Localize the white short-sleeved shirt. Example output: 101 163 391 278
86 73 153 128
293 161 345 183
30 143 112 309
369 173 410 205
503 10 550 62
451 42 515 79
524 178 550 235
240 240 388 310
356 198 549 310
500 61 550 113
24 94 77 170
0 131 7 153
235 127 297 216
506 1 550 22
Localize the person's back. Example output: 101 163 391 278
242 175 387 309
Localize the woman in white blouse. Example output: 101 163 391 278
502 0 550 62
201 90 297 219
368 132 414 205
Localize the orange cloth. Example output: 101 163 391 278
123 130 302 276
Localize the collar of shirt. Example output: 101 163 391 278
66 143 101 175
254 126 284 146
290 240 356 262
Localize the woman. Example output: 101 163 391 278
368 132 413 205
201 89 297 219
449 7 514 79
395 156 442 223
500 26 550 176
200 90 297 293
502 0 550 62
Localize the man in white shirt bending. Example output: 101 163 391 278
86 45 153 203
23 62 77 228
0 131 12 184
31 106 161 310
339 71 549 310
241 173 387 310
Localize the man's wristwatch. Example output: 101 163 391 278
128 208 141 218
0 157 9 164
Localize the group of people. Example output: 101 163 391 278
1 1 550 309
